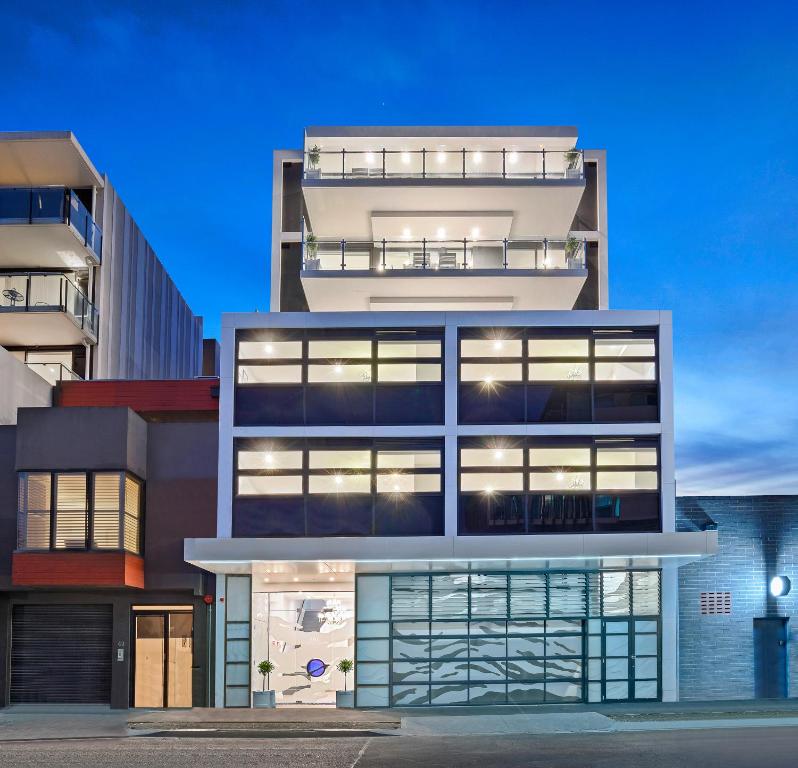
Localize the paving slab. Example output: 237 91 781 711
400 711 616 735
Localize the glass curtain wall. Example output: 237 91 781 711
355 570 660 707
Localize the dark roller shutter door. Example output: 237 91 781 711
11 604 113 704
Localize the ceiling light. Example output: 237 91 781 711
328 576 335 582
436 227 446 239
471 227 480 239
493 340 503 351
401 151 410 164
402 227 411 239
365 151 375 164
334 474 343 486
264 344 273 355
484 486 494 495
484 374 494 385
493 449 504 461
293 576 300 582
473 151 483 164
508 151 519 164
264 453 274 464
556 472 565 481
263 577 270 583
436 150 446 164
334 363 343 374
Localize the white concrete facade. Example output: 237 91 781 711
191 126 712 709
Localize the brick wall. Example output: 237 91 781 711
677 496 798 700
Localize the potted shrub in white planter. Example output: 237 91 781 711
253 660 276 708
335 658 354 708
564 147 582 178
306 144 322 179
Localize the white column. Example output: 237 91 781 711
444 319 459 536
214 575 227 707
660 564 679 702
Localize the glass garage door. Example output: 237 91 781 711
355 569 660 707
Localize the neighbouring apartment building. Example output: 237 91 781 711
0 379 219 708
185 126 718 708
0 131 203 425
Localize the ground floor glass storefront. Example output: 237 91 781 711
355 570 661 707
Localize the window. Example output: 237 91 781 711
233 439 445 537
17 473 51 549
459 438 660 535
54 474 87 549
459 328 658 425
16 471 142 553
236 328 445 426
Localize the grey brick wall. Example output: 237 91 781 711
677 496 798 700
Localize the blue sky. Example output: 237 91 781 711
2 1 797 494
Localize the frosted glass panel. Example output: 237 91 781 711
356 686 389 706
357 576 389 621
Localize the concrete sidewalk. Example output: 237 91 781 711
2 700 798 741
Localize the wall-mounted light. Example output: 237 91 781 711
436 227 447 239
365 151 376 164
493 449 504 461
402 227 412 239
770 576 791 597
508 151 519 164
484 485 494 495
436 150 446 164
483 374 494 385
264 453 274 465
471 227 481 239
401 151 410 165
473 151 483 164
334 363 343 374
493 340 504 351
556 472 565 481
334 474 343 486
264 343 274 355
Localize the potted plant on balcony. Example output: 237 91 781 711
306 145 322 178
304 233 320 270
335 658 355 708
564 147 581 178
565 236 583 269
253 660 276 708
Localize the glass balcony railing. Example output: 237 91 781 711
0 272 99 338
302 237 587 272
0 186 102 261
25 362 83 386
303 148 584 181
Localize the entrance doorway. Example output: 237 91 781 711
132 606 193 708
754 617 789 698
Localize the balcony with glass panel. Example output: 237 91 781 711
0 186 102 268
0 272 99 346
299 235 589 311
301 131 588 260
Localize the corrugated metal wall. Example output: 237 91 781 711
94 178 203 380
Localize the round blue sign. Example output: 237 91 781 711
306 658 327 678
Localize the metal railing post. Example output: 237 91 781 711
341 239 346 270
541 149 546 179
422 148 426 178
462 148 466 178
463 239 467 270
503 239 508 269
382 148 386 179
543 238 548 268
25 274 31 311
381 238 386 271
422 238 427 269
502 149 506 179
342 149 346 179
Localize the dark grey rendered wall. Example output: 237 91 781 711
0 413 218 708
677 496 798 700
94 178 203 380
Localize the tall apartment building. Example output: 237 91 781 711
0 131 203 424
186 127 718 709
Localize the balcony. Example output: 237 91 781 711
0 272 98 345
299 237 588 311
25 361 82 385
0 186 102 268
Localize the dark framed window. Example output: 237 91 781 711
17 471 143 553
235 327 445 426
233 437 444 537
458 436 660 535
458 327 659 424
